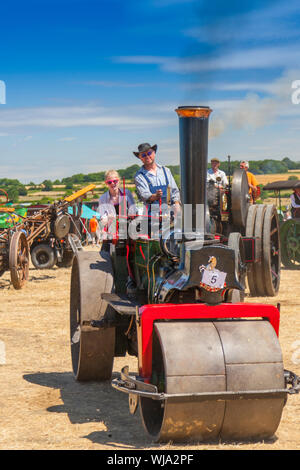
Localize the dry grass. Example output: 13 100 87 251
255 174 299 185
0 250 299 450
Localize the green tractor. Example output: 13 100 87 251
263 180 300 269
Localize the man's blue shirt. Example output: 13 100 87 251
134 163 180 204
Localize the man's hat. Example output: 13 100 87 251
133 143 157 158
211 157 220 163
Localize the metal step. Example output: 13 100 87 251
68 233 83 254
101 293 140 316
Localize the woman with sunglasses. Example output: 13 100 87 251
98 169 135 225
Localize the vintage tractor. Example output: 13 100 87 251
263 180 300 269
28 199 85 270
70 106 299 443
0 184 95 289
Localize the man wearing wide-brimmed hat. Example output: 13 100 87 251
133 142 181 212
207 157 228 187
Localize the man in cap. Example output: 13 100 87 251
134 143 181 212
207 158 228 187
240 160 259 203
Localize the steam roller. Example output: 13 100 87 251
70 106 299 443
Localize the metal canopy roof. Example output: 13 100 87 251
263 180 300 190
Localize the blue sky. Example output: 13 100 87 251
1 0 300 182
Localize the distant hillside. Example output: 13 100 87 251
1 157 300 203
53 157 300 186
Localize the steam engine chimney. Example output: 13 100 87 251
175 106 212 233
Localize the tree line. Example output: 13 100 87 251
1 158 300 203
58 157 300 185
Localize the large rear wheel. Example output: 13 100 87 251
245 205 258 296
252 204 267 296
262 205 281 295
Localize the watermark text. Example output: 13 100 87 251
291 80 300 104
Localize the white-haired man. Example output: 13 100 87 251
240 160 259 202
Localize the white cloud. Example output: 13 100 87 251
206 70 300 138
114 55 168 65
0 106 171 130
58 137 77 142
83 80 146 88
115 44 300 74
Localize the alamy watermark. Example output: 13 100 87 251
291 80 300 104
0 80 6 104
99 203 206 245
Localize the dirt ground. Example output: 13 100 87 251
0 249 299 450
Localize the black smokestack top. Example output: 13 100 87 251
175 105 212 232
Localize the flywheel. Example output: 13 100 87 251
231 169 251 228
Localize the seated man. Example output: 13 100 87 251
133 142 181 217
207 158 228 187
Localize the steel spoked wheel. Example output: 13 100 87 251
9 231 29 289
70 256 82 377
280 218 300 269
262 205 281 295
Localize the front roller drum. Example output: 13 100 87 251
70 251 115 381
140 320 285 442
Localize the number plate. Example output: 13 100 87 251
201 269 227 289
